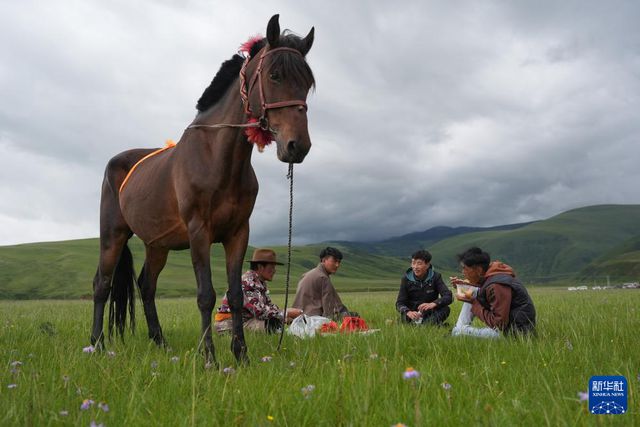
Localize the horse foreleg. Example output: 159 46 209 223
223 225 250 364
139 246 169 347
188 221 217 367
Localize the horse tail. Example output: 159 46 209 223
108 242 136 339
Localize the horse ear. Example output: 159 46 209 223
300 27 314 56
267 14 280 47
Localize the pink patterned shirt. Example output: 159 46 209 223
217 270 282 321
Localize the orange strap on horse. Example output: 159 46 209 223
119 140 176 193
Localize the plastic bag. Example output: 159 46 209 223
287 314 332 338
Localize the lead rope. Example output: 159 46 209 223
277 163 294 351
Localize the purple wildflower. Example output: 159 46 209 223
442 382 452 391
98 402 109 412
577 391 588 402
82 346 95 354
90 421 104 427
402 367 420 380
80 399 95 410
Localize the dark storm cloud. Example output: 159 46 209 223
1 1 639 246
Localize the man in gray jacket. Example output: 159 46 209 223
292 247 350 319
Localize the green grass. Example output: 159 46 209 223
2 287 639 425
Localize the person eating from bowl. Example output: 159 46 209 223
396 250 452 326
451 247 536 338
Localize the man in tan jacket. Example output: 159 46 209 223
292 247 350 319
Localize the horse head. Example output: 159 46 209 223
244 14 315 164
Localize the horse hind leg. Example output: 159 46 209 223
91 232 132 349
138 245 169 347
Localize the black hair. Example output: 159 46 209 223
196 32 315 113
411 250 432 263
457 247 491 272
250 261 269 271
319 247 343 261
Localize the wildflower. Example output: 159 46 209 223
500 361 507 365
82 346 95 354
565 340 573 351
301 384 316 399
403 367 420 380
577 391 588 402
8 384 17 389
204 361 214 370
392 424 407 427
442 382 452 391
10 361 22 368
150 360 159 370
267 415 274 422
90 421 104 427
261 356 272 363
59 410 69 416
107 351 116 358
289 362 296 368
342 354 353 361
62 375 70 384
369 353 379 360
80 399 95 410
98 402 110 412
222 367 235 375
170 356 179 363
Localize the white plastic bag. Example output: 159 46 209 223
287 314 331 338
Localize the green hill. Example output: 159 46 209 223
426 205 640 282
0 238 407 300
1 204 639 299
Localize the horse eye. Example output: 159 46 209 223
269 72 281 82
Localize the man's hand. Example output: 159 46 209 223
406 311 422 321
286 308 303 319
418 302 437 312
455 293 473 303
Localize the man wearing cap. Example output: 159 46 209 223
292 246 351 319
215 248 302 334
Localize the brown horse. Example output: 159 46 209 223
90 14 315 365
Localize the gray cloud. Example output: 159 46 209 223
1 0 639 247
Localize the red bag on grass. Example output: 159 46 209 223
339 316 369 333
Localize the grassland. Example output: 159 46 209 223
1 287 639 426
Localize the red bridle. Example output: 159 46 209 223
239 46 308 130
187 45 309 150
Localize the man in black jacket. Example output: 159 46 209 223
396 250 452 325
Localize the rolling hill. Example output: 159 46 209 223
0 204 638 299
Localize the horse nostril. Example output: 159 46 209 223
287 140 297 152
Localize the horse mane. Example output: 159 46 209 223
196 32 315 113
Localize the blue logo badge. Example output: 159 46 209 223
589 376 627 414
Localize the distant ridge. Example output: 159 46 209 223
0 204 638 299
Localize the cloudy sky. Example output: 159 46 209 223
1 1 639 247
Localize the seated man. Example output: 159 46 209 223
292 247 351 319
396 250 452 325
215 248 301 334
451 247 536 338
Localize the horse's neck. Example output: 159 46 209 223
189 80 254 169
